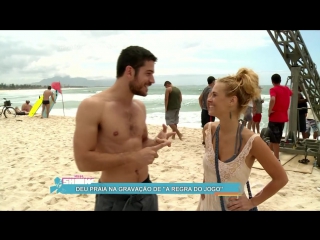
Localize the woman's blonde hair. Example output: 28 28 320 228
217 68 261 113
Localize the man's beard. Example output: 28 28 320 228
129 78 148 97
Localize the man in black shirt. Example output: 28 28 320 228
199 76 215 144
297 86 308 139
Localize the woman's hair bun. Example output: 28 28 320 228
235 68 260 101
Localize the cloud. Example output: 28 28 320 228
0 38 53 75
84 30 122 38
0 30 303 84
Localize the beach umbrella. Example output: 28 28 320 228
51 81 65 116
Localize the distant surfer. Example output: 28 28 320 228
41 86 55 118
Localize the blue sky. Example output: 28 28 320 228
0 30 319 85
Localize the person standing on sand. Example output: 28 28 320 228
306 108 319 139
199 76 216 145
41 86 55 118
297 86 308 139
243 100 253 130
252 91 264 133
197 68 288 211
73 46 174 211
268 74 292 161
164 81 183 140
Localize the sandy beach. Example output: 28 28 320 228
1 115 319 211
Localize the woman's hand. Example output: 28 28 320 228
227 194 255 211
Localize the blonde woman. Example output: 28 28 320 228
197 68 288 211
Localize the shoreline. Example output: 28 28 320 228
0 86 91 91
13 113 318 136
1 115 319 210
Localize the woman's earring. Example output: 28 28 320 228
229 111 232 119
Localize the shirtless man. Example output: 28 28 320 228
41 86 55 118
73 46 175 211
21 100 32 113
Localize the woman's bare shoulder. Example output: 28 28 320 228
203 121 220 137
210 121 220 134
241 128 261 144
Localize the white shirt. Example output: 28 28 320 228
248 100 253 107
307 109 314 120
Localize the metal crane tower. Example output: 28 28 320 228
261 30 320 166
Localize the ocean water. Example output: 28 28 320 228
0 85 273 129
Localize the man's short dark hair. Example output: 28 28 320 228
48 86 52 90
26 100 30 104
164 81 171 86
271 74 281 84
207 76 216 84
116 46 157 78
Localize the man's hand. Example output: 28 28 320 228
135 140 171 169
157 124 176 140
227 194 256 211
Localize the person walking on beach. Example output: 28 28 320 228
73 46 174 211
164 81 183 140
199 76 216 145
252 92 264 134
268 74 292 161
197 68 288 211
41 86 55 118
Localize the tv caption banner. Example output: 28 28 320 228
50 176 241 196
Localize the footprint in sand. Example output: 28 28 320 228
45 195 68 205
295 204 304 209
277 191 287 197
6 185 17 190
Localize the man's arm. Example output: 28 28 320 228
252 100 256 115
198 93 203 109
268 89 276 115
51 92 55 102
142 125 158 148
298 93 308 103
164 87 170 112
73 99 136 172
248 137 288 207
136 100 157 148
